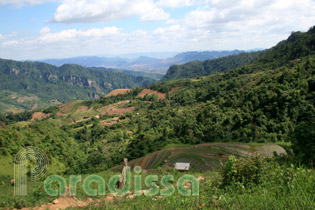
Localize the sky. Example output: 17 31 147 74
0 0 314 60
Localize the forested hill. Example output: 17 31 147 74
162 26 315 82
0 59 155 113
257 26 315 67
0 26 314 176
161 51 263 81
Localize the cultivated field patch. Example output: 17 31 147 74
31 112 51 121
137 89 166 100
105 89 131 97
114 143 287 172
97 100 134 115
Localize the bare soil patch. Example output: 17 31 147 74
11 94 17 99
100 117 128 127
31 103 39 110
0 121 6 129
17 95 38 103
97 100 134 115
19 190 133 210
19 196 91 210
137 89 165 100
56 112 67 117
59 101 78 113
74 106 93 114
31 112 50 121
105 89 131 97
169 86 182 94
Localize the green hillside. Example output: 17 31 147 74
0 60 155 113
162 27 315 82
0 26 315 210
161 51 263 81
0 26 314 178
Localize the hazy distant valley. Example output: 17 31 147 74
40 50 244 72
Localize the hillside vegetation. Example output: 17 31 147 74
0 26 315 210
0 26 314 177
162 27 315 81
161 51 263 81
0 60 155 113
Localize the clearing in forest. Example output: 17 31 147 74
105 89 131 97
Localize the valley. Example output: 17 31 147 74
0 26 314 209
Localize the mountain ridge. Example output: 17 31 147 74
0 59 155 113
39 50 245 72
161 51 263 81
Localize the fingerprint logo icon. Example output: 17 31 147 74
14 147 49 195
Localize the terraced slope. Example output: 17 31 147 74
112 143 287 172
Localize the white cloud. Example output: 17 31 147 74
184 0 315 48
38 27 123 43
165 19 178 24
153 25 185 34
40 26 51 35
0 32 18 42
157 0 193 8
53 0 169 23
0 27 129 59
1 0 315 60
187 0 315 31
140 5 170 21
2 40 19 47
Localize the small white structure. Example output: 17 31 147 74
174 162 190 171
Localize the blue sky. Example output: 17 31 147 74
0 0 314 60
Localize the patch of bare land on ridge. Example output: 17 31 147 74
105 89 131 97
137 89 165 100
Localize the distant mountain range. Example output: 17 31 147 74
40 50 244 72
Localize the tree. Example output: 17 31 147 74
291 121 315 168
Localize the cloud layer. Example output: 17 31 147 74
53 0 170 23
0 0 315 60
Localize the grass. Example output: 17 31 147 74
0 141 309 209
66 166 315 210
0 156 13 177
0 156 314 210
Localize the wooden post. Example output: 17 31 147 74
119 158 128 189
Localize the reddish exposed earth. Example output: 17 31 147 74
105 89 131 97
137 89 166 100
31 112 50 121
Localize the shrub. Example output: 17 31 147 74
221 155 273 187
